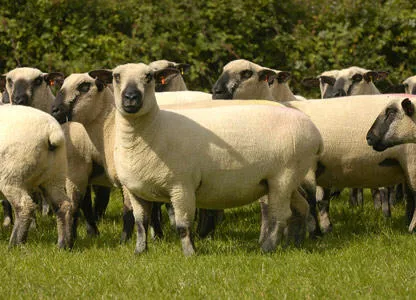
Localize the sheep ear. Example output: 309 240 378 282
258 69 277 84
402 98 415 116
320 76 336 86
43 72 65 87
2 90 10 103
0 75 5 92
276 71 291 84
375 71 389 81
153 67 180 85
174 63 191 75
302 77 320 87
89 69 113 84
363 71 378 83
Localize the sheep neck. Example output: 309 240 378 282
115 102 161 154
271 83 297 102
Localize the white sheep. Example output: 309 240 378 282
149 60 190 92
51 72 213 242
302 70 339 99
0 105 73 248
213 62 416 231
367 96 416 231
403 76 416 95
0 67 64 113
90 63 323 256
269 69 305 101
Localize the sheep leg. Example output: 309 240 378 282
120 187 135 243
80 186 99 236
317 188 332 233
150 202 164 240
92 185 111 221
43 185 74 249
286 190 309 247
380 188 391 217
372 188 382 209
301 183 322 238
395 183 404 204
196 209 220 238
171 186 196 256
126 188 151 254
4 187 36 247
259 196 269 244
1 199 13 227
165 203 176 228
388 186 396 206
261 177 292 253
349 188 358 206
404 185 416 230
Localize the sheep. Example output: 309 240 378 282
0 68 102 236
212 59 321 237
149 60 190 92
367 96 416 231
149 61 221 236
0 105 73 248
302 70 339 99
213 60 416 232
403 76 416 95
89 63 323 256
50 72 213 242
269 70 305 102
61 121 103 237
0 67 64 113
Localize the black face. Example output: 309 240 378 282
212 72 234 100
51 89 70 124
366 106 398 152
412 85 416 95
330 78 347 97
121 83 143 113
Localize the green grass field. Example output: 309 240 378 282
1 189 415 299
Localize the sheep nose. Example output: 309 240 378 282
366 131 378 146
124 91 140 101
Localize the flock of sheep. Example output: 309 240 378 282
0 59 415 255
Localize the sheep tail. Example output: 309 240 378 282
48 122 65 151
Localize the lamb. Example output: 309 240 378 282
213 62 416 232
149 60 190 92
403 76 416 95
89 63 323 255
0 105 73 248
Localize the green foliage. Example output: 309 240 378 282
0 0 416 96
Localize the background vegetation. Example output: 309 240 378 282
1 0 416 97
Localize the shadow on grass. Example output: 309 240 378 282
0 190 413 255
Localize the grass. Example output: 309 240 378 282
1 189 416 299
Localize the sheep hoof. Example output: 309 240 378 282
134 242 147 255
3 217 12 228
86 224 100 237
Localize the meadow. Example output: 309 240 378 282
1 189 415 299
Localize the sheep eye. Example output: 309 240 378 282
240 70 253 80
77 82 91 93
145 73 153 84
33 76 43 87
114 74 121 84
385 108 396 120
352 74 363 82
7 78 13 86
